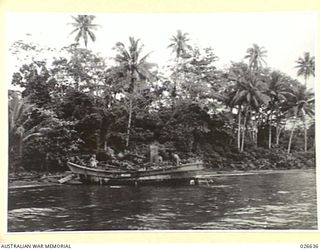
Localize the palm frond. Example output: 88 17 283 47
69 28 79 35
74 31 82 42
87 30 96 42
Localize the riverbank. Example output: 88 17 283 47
8 171 71 189
8 147 315 189
8 167 316 189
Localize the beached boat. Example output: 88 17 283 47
66 161 205 186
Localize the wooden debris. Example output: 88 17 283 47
58 174 75 184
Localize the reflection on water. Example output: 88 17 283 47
8 170 317 231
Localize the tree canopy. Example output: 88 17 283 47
69 15 100 48
295 52 315 86
8 18 315 173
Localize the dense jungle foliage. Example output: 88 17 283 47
8 15 315 173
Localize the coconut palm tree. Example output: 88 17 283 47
228 63 270 151
244 44 267 71
114 37 156 147
168 30 192 107
295 52 315 86
168 30 192 62
266 71 292 148
69 15 99 48
285 84 314 153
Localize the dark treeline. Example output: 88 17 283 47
8 15 315 173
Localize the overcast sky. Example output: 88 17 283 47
6 12 317 88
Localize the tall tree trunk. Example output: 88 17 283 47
303 114 308 152
276 126 280 146
237 105 242 151
125 97 133 148
304 75 307 86
126 71 136 148
241 112 247 152
268 124 272 149
287 119 297 153
276 124 283 146
253 121 258 148
172 56 180 109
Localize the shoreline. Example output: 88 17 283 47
8 168 315 190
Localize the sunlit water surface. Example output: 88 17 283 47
8 169 317 231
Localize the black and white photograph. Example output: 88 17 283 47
6 12 317 232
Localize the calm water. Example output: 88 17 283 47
8 170 318 231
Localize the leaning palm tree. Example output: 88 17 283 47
285 84 314 153
295 52 315 86
114 37 156 147
244 44 267 71
69 15 99 48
